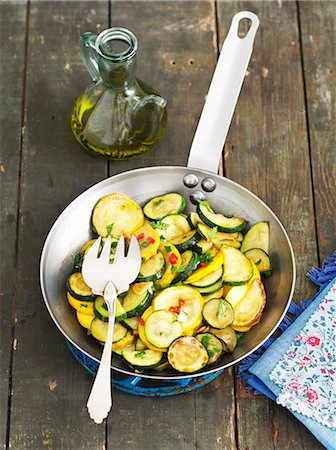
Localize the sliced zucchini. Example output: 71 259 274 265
144 310 183 349
240 221 270 254
138 307 166 353
193 279 223 295
135 338 147 351
76 311 95 330
158 215 191 241
195 239 213 255
158 243 182 288
92 192 144 238
66 272 96 302
195 333 224 365
132 281 153 296
225 284 249 308
189 266 223 288
231 279 266 328
184 253 223 285
135 222 161 261
123 349 163 370
94 296 127 323
221 246 253 286
67 292 95 315
136 251 165 282
122 286 153 318
170 229 200 252
187 212 203 229
244 248 272 275
209 326 237 352
121 316 140 332
173 250 200 283
90 318 127 343
168 336 209 373
202 298 234 328
152 286 204 335
143 193 186 220
112 331 135 350
197 223 238 243
202 287 224 303
113 343 135 356
197 202 246 233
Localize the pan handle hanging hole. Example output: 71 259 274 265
183 173 199 188
190 191 205 205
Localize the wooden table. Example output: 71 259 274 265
1 1 335 449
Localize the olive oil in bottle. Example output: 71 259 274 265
71 28 167 160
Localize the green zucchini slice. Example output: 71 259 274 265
197 202 246 233
240 221 270 254
94 296 127 323
143 193 186 220
134 338 147 351
202 299 234 328
136 251 166 282
122 287 153 318
194 279 223 295
187 212 203 229
195 333 224 365
158 215 191 240
195 239 213 255
121 316 140 332
90 318 127 343
169 229 200 252
173 250 200 283
122 349 163 369
66 272 96 302
209 326 237 352
189 266 223 288
168 336 209 373
144 310 183 349
244 248 272 275
221 246 253 286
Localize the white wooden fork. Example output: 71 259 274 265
82 235 141 423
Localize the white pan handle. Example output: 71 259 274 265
187 11 259 174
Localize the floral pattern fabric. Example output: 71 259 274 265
270 282 336 430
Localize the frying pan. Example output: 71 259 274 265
40 12 296 380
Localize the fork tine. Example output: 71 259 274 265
114 235 125 262
85 237 102 260
99 236 112 264
126 235 142 279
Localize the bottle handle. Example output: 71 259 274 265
79 32 100 82
187 11 259 173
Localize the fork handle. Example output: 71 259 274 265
87 281 116 424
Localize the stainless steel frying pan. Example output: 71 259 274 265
40 12 296 380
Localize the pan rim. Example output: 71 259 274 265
40 165 296 380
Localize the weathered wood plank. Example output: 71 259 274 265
298 1 336 262
217 1 322 449
9 2 109 448
0 2 27 448
106 2 236 450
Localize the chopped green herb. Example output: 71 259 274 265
171 264 184 275
173 281 183 286
164 245 171 253
201 335 211 348
208 349 215 358
141 241 150 248
111 241 118 249
106 223 114 236
134 351 146 358
153 199 164 207
80 304 88 308
255 258 262 265
73 253 83 269
149 220 169 231
200 251 214 265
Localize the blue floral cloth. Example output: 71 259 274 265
270 281 336 430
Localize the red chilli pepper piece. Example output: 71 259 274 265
139 318 145 326
169 253 178 265
146 236 155 244
137 233 144 240
200 262 207 267
178 298 186 307
169 306 181 314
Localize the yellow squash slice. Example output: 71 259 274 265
231 279 266 328
134 222 160 261
184 253 224 285
92 192 144 238
158 243 182 288
67 292 94 315
76 311 95 329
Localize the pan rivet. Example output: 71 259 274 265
190 191 205 205
201 178 216 192
183 173 199 188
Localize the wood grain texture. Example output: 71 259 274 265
0 2 27 448
298 1 336 262
8 2 108 449
217 1 322 449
